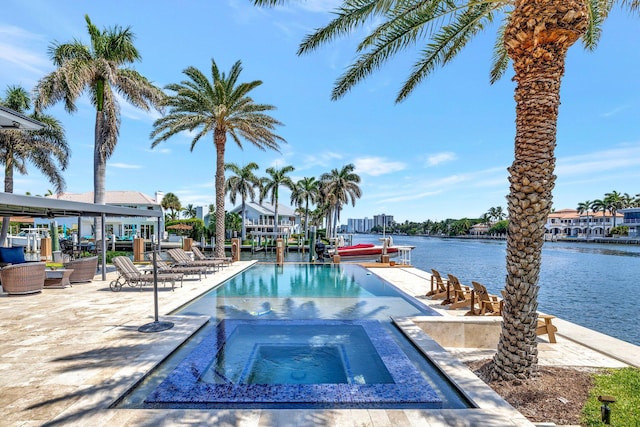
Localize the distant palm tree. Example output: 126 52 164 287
151 59 285 257
577 200 592 239
320 164 361 239
225 162 261 240
260 165 296 237
254 0 640 381
182 204 197 219
604 191 625 228
0 85 69 244
35 15 164 240
290 176 320 240
161 192 181 221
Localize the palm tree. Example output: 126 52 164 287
182 204 197 219
254 0 640 381
577 200 592 239
150 59 285 258
161 192 181 221
604 190 631 228
260 165 295 237
320 164 361 240
225 162 261 240
290 176 320 241
590 199 606 237
35 15 164 240
0 85 69 244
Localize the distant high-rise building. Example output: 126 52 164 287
373 214 393 229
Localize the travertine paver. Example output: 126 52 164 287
2 262 635 426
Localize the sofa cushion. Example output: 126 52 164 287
0 247 26 264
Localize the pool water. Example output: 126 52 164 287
207 323 393 385
119 263 471 409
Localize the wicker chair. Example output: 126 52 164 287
64 256 99 283
0 262 46 295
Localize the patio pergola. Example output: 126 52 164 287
0 192 163 280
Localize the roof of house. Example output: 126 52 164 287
230 201 297 216
50 191 159 206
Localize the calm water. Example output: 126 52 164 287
357 236 640 346
249 236 640 346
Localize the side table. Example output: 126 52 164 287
44 269 74 288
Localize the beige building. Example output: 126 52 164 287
545 208 623 238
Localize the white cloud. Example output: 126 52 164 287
601 105 630 118
557 143 640 176
354 156 407 176
426 151 457 166
110 163 142 169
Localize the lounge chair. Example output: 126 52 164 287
0 262 46 295
167 248 224 272
443 274 475 309
63 256 98 283
191 246 232 266
110 256 182 291
466 281 503 316
144 253 206 280
427 269 449 299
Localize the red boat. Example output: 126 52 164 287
328 239 415 261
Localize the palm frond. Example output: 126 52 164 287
298 0 396 55
489 13 510 84
396 2 498 102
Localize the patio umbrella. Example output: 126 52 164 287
167 224 193 236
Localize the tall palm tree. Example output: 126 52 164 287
151 59 285 257
254 0 640 381
320 164 362 240
161 192 181 221
260 165 295 237
225 162 261 240
290 176 320 240
35 15 164 240
0 85 69 244
577 200 592 239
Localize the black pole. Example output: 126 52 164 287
138 216 173 333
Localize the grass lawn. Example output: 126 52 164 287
582 367 640 426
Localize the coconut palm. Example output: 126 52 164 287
225 162 261 240
254 0 640 381
605 191 634 228
290 176 320 240
0 85 69 244
320 164 361 240
577 200 592 238
182 204 197 219
161 192 181 221
151 59 285 258
34 15 164 240
260 165 296 237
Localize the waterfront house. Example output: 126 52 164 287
545 208 623 238
620 207 640 238
228 201 300 238
39 191 165 239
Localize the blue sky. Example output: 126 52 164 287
2 1 639 223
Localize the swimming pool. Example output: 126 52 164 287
118 263 472 409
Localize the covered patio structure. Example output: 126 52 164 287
0 192 162 280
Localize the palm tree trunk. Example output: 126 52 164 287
1 158 15 245
492 0 588 381
214 130 226 258
304 199 310 241
241 198 247 241
94 111 107 242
